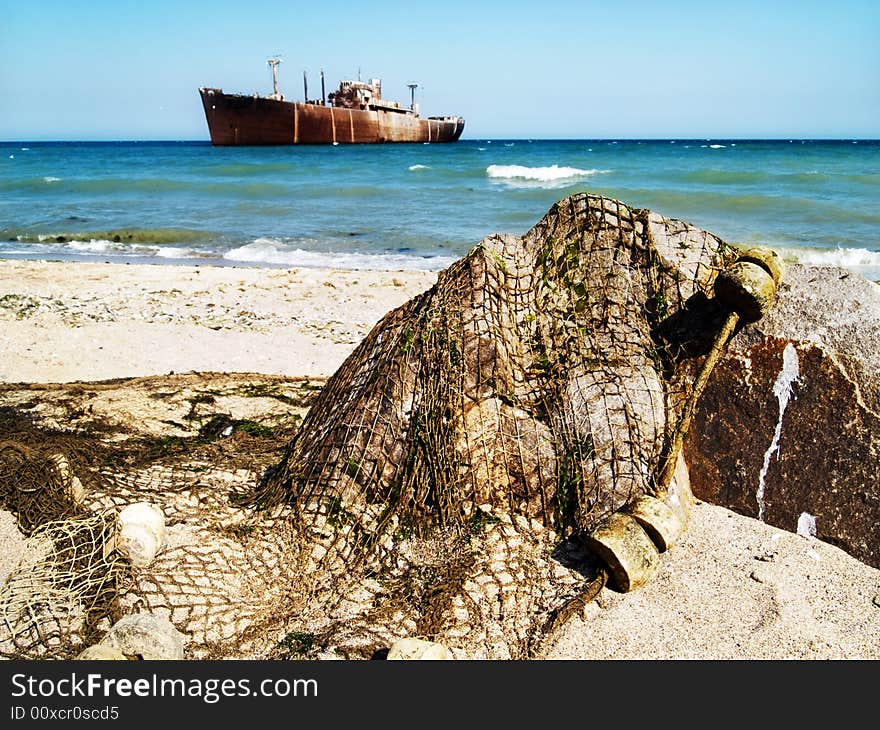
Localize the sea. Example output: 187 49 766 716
1 139 878 280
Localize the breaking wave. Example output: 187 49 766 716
13 228 216 246
1 227 219 263
486 165 609 188
779 245 880 270
408 164 430 171
9 237 200 260
486 164 608 181
64 239 197 258
223 238 455 271
65 239 131 253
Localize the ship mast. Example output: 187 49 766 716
267 57 282 100
406 83 418 112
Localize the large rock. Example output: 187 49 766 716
685 264 880 568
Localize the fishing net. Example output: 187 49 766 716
0 378 312 659
0 194 735 659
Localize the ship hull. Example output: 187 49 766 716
199 88 464 145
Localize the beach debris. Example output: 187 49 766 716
0 441 88 532
576 490 688 594
625 495 684 552
612 247 780 584
252 199 783 608
117 502 166 568
736 246 783 286
797 512 817 538
653 246 782 499
0 513 129 659
593 246 781 588
0 193 801 660
50 453 86 505
99 613 186 660
581 513 660 592
386 638 452 660
75 644 129 660
237 190 746 646
714 258 780 323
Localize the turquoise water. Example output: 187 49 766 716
1 139 878 278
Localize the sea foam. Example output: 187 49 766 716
781 246 880 269
152 246 198 259
408 164 430 171
486 164 608 184
223 238 455 271
39 238 197 261
66 239 125 253
775 246 880 282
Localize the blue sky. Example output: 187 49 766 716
1 0 877 140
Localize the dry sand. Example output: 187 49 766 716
546 501 880 659
0 259 436 383
2 258 879 659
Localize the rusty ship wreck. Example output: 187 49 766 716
199 58 465 146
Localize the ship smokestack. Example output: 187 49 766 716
303 70 308 103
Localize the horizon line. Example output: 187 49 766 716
3 136 879 144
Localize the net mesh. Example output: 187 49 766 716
0 194 735 659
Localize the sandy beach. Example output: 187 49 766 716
0 259 437 383
2 258 879 659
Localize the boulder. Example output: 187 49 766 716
685 265 880 568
